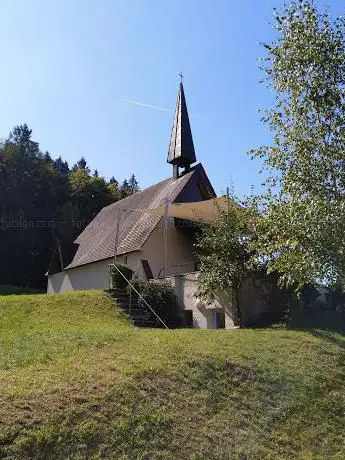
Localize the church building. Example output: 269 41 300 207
47 82 216 294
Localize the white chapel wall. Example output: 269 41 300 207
141 220 197 279
47 258 115 293
47 252 141 293
47 220 197 293
166 272 236 329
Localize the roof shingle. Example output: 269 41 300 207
65 166 198 270
167 82 196 166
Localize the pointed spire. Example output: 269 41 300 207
167 81 196 176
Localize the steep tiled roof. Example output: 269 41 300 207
65 165 200 270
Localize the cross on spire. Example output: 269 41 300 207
178 72 184 83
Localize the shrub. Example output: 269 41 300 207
109 264 134 290
325 287 345 313
239 271 298 327
128 280 181 328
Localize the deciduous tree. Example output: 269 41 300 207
250 0 345 290
195 201 254 324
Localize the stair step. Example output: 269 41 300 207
132 320 158 327
106 290 162 328
130 314 153 321
122 306 146 312
127 310 149 316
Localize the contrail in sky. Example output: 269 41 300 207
120 98 207 120
120 99 172 113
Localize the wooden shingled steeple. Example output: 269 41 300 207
167 79 196 178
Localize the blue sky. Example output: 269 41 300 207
0 0 343 197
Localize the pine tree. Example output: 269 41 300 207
128 174 139 194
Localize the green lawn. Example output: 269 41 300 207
1 291 345 459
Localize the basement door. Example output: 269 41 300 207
213 311 225 329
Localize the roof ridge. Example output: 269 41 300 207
103 168 197 212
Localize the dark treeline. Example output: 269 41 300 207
0 124 139 289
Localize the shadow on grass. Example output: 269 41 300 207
286 307 345 349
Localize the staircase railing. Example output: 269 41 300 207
109 263 169 329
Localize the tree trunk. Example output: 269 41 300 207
233 285 242 327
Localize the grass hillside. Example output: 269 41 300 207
1 291 345 459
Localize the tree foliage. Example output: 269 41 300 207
249 0 345 290
0 125 139 288
195 201 255 322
